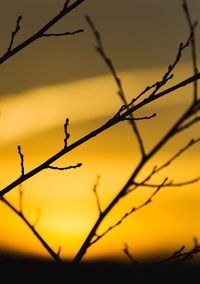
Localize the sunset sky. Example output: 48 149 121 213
0 0 200 263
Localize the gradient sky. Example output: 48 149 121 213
0 0 200 262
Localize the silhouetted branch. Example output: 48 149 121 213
0 195 62 263
150 36 192 98
7 16 22 52
183 0 199 102
64 118 70 149
86 15 146 158
124 113 156 121
92 176 102 215
48 163 82 171
42 29 84 37
155 137 200 172
177 116 200 133
73 74 200 263
160 238 200 264
0 1 200 267
17 145 25 176
131 137 200 189
0 72 200 199
123 243 138 265
0 0 86 64
63 0 70 10
134 176 200 188
89 179 167 247
126 34 192 106
57 246 62 257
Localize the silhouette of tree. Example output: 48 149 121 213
0 0 200 276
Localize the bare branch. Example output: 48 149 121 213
182 0 199 102
0 197 62 263
17 145 25 176
155 137 200 173
86 15 146 158
124 113 156 121
177 116 200 133
160 238 200 264
1 72 200 199
92 176 102 215
7 16 22 52
48 162 82 171
57 246 62 257
123 243 138 265
126 34 192 107
42 29 84 37
0 0 86 64
89 179 167 247
134 176 200 188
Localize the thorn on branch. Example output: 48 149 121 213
17 145 25 176
48 163 82 171
7 16 22 52
64 118 70 149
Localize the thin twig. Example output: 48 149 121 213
92 176 102 215
86 15 146 158
43 29 83 37
160 238 200 264
48 163 82 171
177 116 200 133
183 0 199 102
17 145 25 176
124 113 156 121
133 176 200 188
89 179 167 247
0 197 62 263
123 243 138 265
57 246 62 257
64 118 70 149
155 137 200 173
7 16 22 52
127 34 192 106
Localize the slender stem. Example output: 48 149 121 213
1 197 62 263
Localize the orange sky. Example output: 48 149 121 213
0 0 200 264
0 64 200 262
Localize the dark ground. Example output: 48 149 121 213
0 255 199 283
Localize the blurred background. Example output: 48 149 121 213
0 0 200 263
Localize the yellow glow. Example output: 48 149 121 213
0 64 200 262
